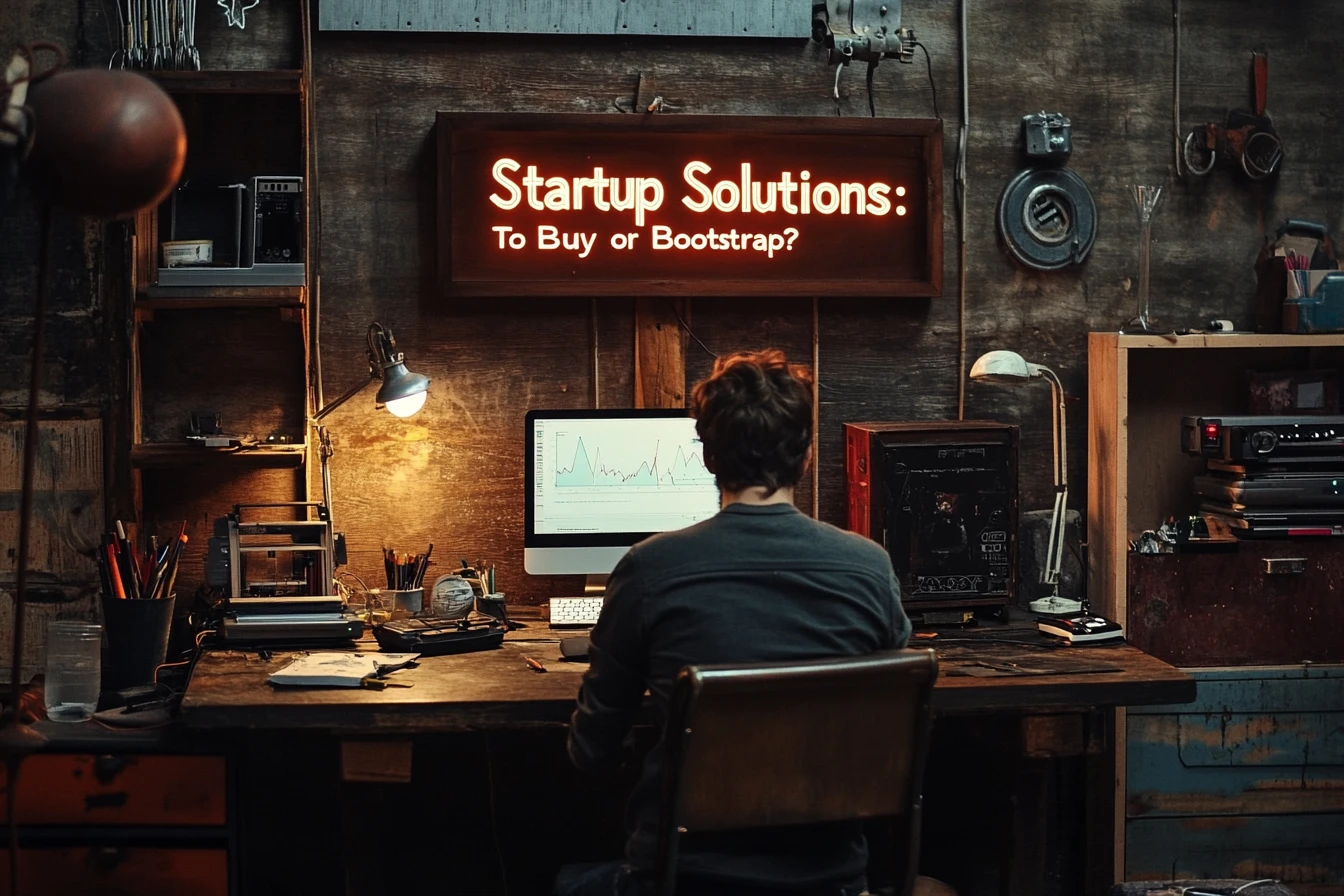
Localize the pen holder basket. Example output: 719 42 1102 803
383 588 424 619
101 594 176 690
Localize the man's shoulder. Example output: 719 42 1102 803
797 515 893 568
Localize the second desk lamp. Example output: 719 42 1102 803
968 350 1080 617
970 351 1125 642
312 322 431 517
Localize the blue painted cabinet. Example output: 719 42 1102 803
1126 665 1344 893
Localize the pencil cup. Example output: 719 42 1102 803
386 588 423 619
476 593 508 626
101 594 175 690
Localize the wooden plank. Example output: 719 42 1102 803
1087 332 1122 623
634 298 687 410
318 0 813 37
0 419 103 684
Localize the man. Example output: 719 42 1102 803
558 349 911 896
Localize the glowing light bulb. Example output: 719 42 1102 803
384 391 427 418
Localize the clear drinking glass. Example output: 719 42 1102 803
44 621 102 722
1123 184 1165 332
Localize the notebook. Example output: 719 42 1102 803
268 652 420 687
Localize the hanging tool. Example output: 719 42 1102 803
1183 52 1283 180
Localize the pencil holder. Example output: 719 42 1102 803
101 594 176 690
384 588 424 619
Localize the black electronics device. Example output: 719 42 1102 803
373 616 506 656
1192 472 1344 507
253 176 304 264
169 182 249 267
846 422 1018 613
1183 415 1344 461
1036 615 1125 644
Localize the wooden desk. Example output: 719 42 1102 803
181 627 1194 731
180 627 1192 896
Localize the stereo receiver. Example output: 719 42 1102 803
1182 415 1344 461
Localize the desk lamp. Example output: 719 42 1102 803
311 321 430 519
968 350 1082 617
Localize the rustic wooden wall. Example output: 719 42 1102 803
6 1 1344 614
310 2 1344 605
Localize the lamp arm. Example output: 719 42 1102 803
1039 366 1067 490
1039 365 1069 594
311 371 376 422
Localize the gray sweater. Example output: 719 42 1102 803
568 501 911 890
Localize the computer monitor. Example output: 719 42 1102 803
525 408 721 576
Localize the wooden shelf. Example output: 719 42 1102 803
1114 332 1344 349
131 442 307 469
137 286 306 313
150 70 303 94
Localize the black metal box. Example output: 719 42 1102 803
845 421 1019 611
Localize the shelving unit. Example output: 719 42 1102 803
125 13 315 603
1086 331 1344 621
1087 331 1344 889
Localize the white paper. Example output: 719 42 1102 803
268 652 420 687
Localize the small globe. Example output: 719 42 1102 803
25 69 186 218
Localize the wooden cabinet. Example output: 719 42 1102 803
0 751 232 896
1087 331 1344 891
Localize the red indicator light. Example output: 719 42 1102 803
1203 424 1219 440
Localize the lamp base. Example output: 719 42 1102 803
1028 595 1084 617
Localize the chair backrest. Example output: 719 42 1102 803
655 649 939 896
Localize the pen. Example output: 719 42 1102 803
523 655 547 673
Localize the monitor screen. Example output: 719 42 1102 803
524 409 721 575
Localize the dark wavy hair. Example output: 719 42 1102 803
690 349 814 495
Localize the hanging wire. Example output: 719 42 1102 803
914 42 941 121
865 60 877 117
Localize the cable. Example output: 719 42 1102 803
483 732 510 896
1172 0 1183 177
914 43 941 121
590 297 600 409
865 60 877 117
668 300 717 360
955 0 970 420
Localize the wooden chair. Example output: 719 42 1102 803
653 649 941 896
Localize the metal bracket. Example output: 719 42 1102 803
614 72 668 114
1263 557 1306 575
812 0 916 66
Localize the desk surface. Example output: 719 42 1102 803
180 624 1195 732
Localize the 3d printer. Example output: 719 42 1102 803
206 502 362 642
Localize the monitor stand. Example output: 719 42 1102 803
583 575 609 599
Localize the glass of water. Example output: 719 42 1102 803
44 621 102 722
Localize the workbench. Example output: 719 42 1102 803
172 623 1194 896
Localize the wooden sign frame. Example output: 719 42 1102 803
436 113 943 298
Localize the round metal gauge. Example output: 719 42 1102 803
997 167 1098 271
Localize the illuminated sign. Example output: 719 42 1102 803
437 113 943 297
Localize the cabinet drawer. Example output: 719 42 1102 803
1127 666 1344 818
0 754 226 826
1125 814 1344 892
0 847 227 896
1128 541 1344 665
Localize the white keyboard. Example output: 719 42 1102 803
549 597 603 627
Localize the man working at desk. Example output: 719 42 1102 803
558 349 912 896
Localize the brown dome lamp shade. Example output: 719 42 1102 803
25 68 186 218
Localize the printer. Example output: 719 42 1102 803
206 502 363 643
